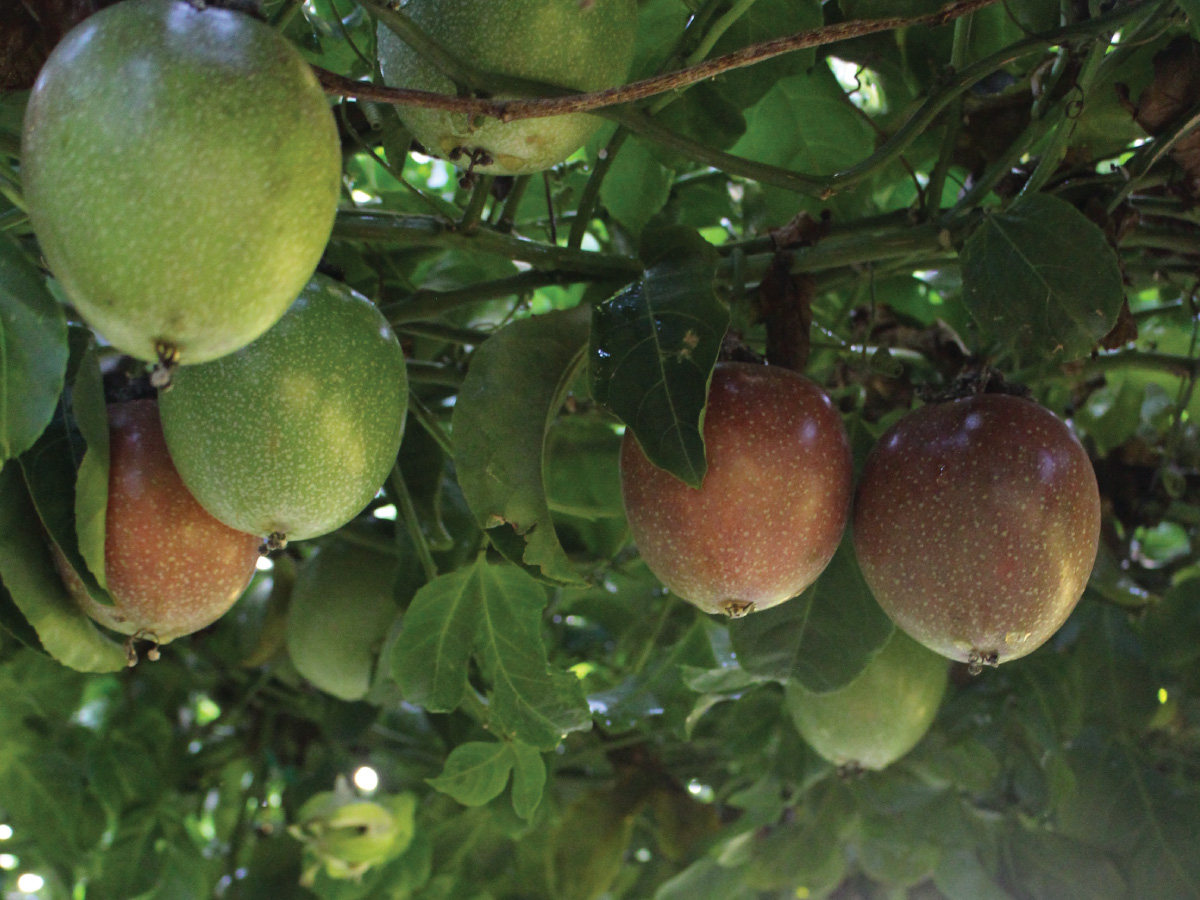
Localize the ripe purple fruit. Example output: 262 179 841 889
620 362 853 617
853 393 1101 668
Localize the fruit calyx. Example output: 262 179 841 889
919 364 1032 404
966 648 1000 676
720 599 755 618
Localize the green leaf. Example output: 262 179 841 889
391 558 589 749
453 305 592 586
391 564 480 712
934 848 1016 900
857 813 941 887
654 859 755 900
600 138 674 238
18 395 113 608
0 464 126 672
426 741 514 807
68 330 109 590
589 227 726 487
0 744 106 875
548 786 639 900
960 194 1125 362
474 561 590 748
708 0 823 110
508 740 546 821
731 65 875 179
742 780 853 891
0 235 69 465
1004 828 1127 900
729 538 894 691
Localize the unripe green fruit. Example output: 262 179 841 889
377 0 637 175
54 399 260 644
286 541 400 701
21 0 341 364
620 362 853 617
159 275 407 542
785 629 948 771
853 393 1101 667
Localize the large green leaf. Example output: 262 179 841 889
391 557 590 748
0 235 69 465
0 464 126 672
600 138 675 238
728 538 893 691
67 329 109 589
18 391 112 608
453 305 591 586
590 227 726 487
960 194 1125 362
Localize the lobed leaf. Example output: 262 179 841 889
391 557 589 749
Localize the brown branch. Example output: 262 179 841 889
320 0 1002 121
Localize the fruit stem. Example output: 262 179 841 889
388 463 438 582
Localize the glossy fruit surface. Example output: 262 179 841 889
159 275 407 542
785 628 948 770
620 362 853 617
56 399 260 643
22 0 341 364
853 393 1101 666
286 540 401 701
376 0 637 175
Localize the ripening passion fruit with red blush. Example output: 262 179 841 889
620 362 853 617
55 399 261 650
852 393 1101 670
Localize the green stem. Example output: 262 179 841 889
494 175 531 232
390 463 438 581
380 270 597 324
394 321 492 344
406 359 466 387
567 128 629 250
333 210 641 277
1082 350 1200 378
924 13 973 217
407 391 454 457
685 0 761 66
459 175 495 233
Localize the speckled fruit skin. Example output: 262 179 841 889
853 393 1101 666
55 400 260 643
286 541 400 701
21 0 341 364
620 362 853 617
376 0 637 175
158 275 408 542
786 629 948 770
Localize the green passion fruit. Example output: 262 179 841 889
159 275 407 543
22 0 341 364
377 0 637 175
785 629 948 771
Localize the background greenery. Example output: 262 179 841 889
1 0 1200 897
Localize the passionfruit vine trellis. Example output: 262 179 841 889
0 0 1199 898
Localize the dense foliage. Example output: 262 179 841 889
1 0 1200 898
